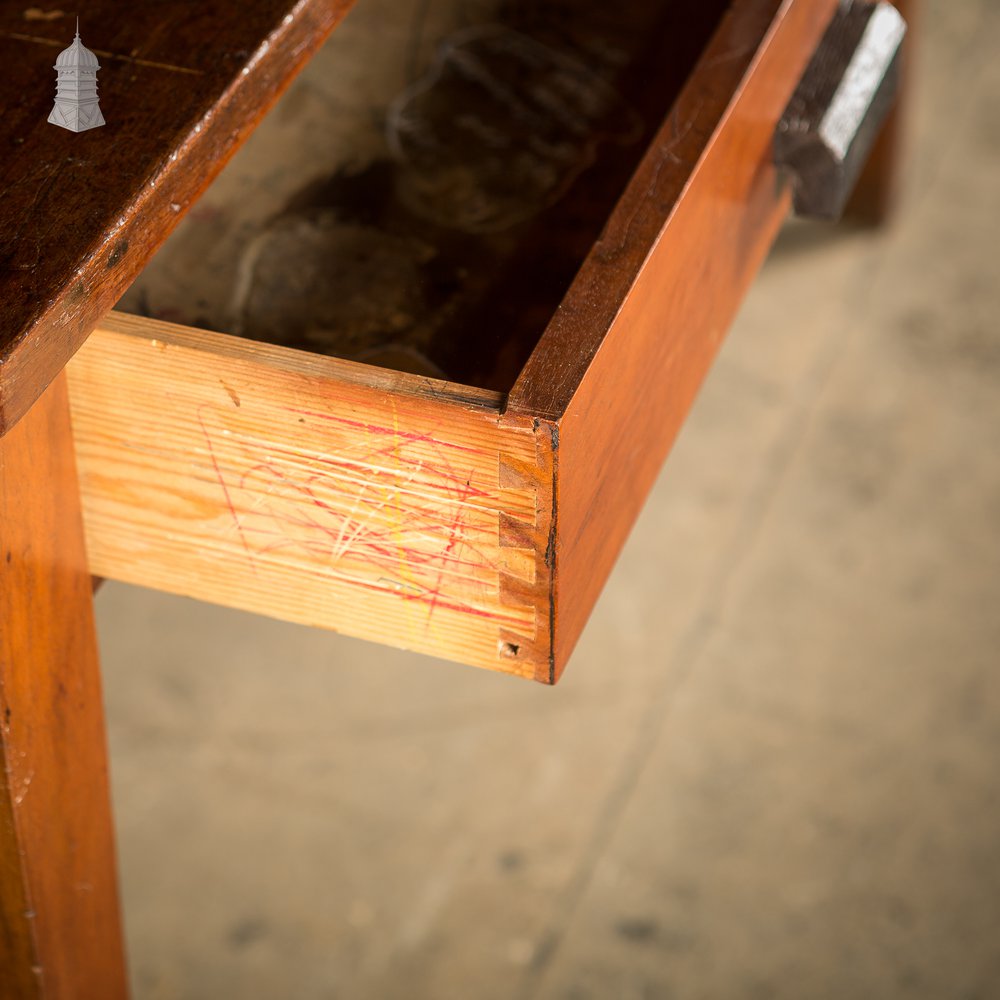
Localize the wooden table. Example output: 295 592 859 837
0 0 910 993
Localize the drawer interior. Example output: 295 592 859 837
116 0 729 393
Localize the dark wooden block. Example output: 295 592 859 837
775 2 906 221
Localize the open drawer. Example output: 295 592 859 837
66 0 843 682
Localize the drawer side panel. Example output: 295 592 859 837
514 0 841 678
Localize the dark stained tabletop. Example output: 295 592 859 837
0 0 355 436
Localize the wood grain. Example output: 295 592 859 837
504 0 841 678
67 313 555 680
0 374 127 998
0 0 357 438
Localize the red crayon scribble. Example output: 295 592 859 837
289 408 486 455
196 404 517 625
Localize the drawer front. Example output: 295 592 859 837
69 0 850 681
69 315 554 680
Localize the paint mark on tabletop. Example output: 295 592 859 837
23 8 65 22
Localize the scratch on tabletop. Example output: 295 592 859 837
0 30 205 74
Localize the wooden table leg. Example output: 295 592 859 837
1 373 128 998
848 0 917 224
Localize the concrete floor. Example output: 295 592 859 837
96 1 1000 996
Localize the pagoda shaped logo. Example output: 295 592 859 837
48 19 105 132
